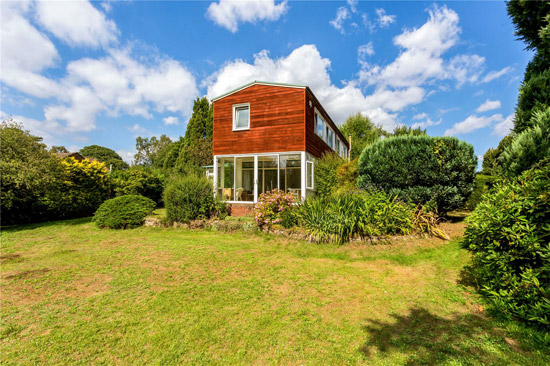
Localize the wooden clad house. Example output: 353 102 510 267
212 81 349 204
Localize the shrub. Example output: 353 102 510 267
93 195 156 229
461 162 550 327
279 204 299 229
297 189 414 245
500 107 550 178
336 159 358 193
111 167 164 205
254 189 295 229
315 152 345 198
358 135 477 213
463 174 498 211
164 174 227 223
44 157 111 219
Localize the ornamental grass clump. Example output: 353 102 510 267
297 189 415 245
254 189 295 229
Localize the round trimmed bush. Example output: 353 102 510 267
93 195 156 229
358 135 477 213
461 161 550 327
164 174 228 223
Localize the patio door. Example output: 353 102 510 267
257 155 278 196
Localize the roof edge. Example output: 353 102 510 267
211 81 307 102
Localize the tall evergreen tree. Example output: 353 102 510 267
507 0 550 133
183 97 213 144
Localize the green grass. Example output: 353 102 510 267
1 219 548 365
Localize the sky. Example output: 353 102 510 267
1 0 532 165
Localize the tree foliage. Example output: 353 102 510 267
339 113 386 159
174 138 213 175
49 146 68 153
111 167 164 205
184 97 213 144
391 125 427 137
134 135 172 166
358 135 477 213
514 69 550 133
507 0 550 134
507 0 550 51
80 144 128 171
0 119 63 224
500 107 550 178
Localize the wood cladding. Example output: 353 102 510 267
212 83 349 159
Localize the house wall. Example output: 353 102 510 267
304 89 350 159
212 84 306 156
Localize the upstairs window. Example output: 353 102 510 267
326 126 334 149
315 112 324 138
233 103 250 131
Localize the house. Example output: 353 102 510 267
56 152 86 161
56 152 104 167
212 81 349 209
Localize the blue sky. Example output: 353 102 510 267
1 1 531 165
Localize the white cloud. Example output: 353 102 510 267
444 113 503 136
482 66 513 83
206 0 288 33
117 149 136 164
330 6 350 34
376 9 396 27
0 1 62 98
476 99 501 113
411 117 441 129
359 6 463 89
492 113 514 136
413 112 428 120
163 116 179 125
35 0 118 48
358 42 374 67
55 47 198 130
0 2 198 134
448 54 485 87
204 45 422 130
44 86 105 132
128 124 147 133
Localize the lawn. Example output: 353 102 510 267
1 219 548 365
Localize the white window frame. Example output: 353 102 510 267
232 103 250 131
314 109 324 139
306 161 314 189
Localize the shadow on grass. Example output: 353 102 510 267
360 307 526 365
1 217 93 233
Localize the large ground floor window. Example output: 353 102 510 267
214 152 315 203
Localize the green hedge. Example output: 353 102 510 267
461 162 550 327
358 135 477 213
93 195 156 229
